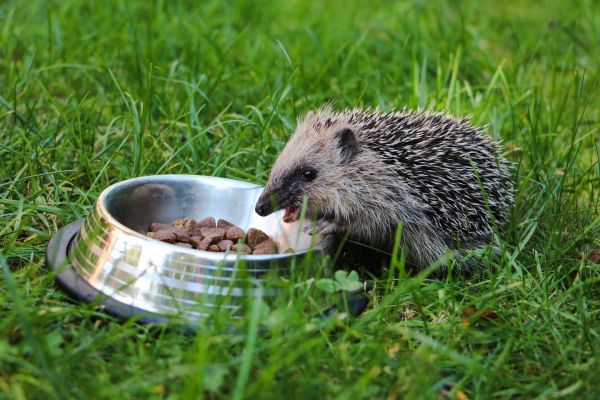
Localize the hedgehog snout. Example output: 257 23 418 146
255 184 300 217
255 186 287 216
255 192 274 217
255 200 272 217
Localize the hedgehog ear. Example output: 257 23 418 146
335 128 359 164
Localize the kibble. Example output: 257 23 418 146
232 243 252 254
152 229 176 243
217 239 234 252
225 226 245 242
247 228 270 248
146 216 290 254
197 217 216 229
200 227 225 244
173 226 191 243
197 238 212 251
252 239 278 255
150 223 172 232
217 219 235 229
189 235 203 248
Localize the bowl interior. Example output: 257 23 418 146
101 175 315 253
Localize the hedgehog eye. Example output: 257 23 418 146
300 168 317 182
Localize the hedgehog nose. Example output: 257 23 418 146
255 202 271 217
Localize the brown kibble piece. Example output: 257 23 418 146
197 217 216 229
183 218 202 236
172 226 191 243
208 244 220 252
226 226 246 242
189 226 202 237
283 248 295 254
172 217 193 227
150 223 171 232
152 229 177 243
189 236 203 248
252 239 278 255
247 228 270 248
200 227 225 244
175 242 193 248
196 237 212 251
217 219 235 229
589 251 600 264
232 243 252 254
217 240 234 252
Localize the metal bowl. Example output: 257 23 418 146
46 175 327 322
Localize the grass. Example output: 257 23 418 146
1 0 599 398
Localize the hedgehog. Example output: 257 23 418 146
254 106 513 270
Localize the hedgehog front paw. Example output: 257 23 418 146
303 218 338 236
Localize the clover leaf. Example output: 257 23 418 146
316 270 363 293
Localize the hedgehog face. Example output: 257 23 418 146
254 120 359 225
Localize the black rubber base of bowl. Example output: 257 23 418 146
45 220 370 328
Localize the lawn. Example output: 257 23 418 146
1 0 599 398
